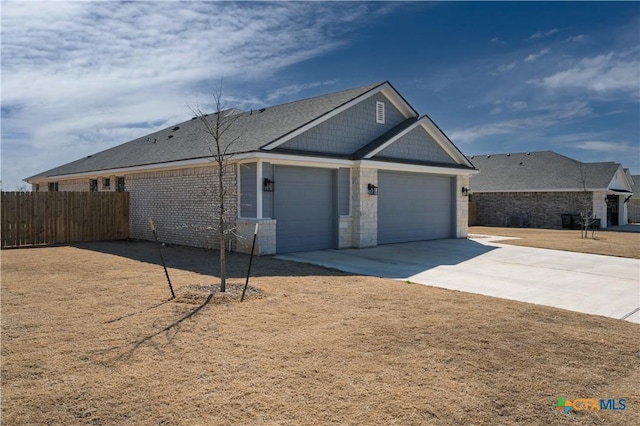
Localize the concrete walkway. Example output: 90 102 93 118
605 224 640 233
277 237 640 323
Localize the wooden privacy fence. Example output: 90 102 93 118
1 191 129 248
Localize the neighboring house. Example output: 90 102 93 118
26 81 477 254
468 151 634 229
628 174 640 223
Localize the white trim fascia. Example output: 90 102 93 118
363 117 425 158
234 152 353 168
471 188 609 193
380 86 416 118
256 160 263 219
29 149 477 184
420 116 474 168
26 157 215 183
261 82 417 151
363 116 474 169
358 159 477 176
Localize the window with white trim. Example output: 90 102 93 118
376 101 385 124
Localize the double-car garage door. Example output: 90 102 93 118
378 170 453 244
274 166 453 253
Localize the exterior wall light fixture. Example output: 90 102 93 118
461 187 469 196
263 178 274 192
367 183 378 195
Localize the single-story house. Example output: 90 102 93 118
26 81 477 254
628 174 640 223
468 151 634 229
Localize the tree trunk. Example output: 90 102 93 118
218 160 226 292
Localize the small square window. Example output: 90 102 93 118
376 101 385 124
35 184 40 192
48 182 59 192
103 178 110 188
90 179 98 192
116 177 125 192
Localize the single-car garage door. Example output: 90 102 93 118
274 166 336 253
378 171 453 244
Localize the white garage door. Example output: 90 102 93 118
378 171 453 244
274 166 336 253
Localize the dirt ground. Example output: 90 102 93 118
469 226 640 259
2 241 639 425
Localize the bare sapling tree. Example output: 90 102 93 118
190 85 242 292
576 163 596 239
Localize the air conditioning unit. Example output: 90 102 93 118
509 215 523 227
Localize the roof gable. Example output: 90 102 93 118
607 165 633 192
363 116 472 167
275 91 408 155
261 81 417 150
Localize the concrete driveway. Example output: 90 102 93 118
277 237 640 323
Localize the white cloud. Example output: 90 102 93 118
497 62 516 72
0 1 389 188
449 101 591 143
528 52 640 95
525 48 550 62
575 140 635 153
490 37 505 45
530 28 558 39
266 80 338 101
567 34 588 42
490 107 503 115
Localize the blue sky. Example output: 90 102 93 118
2 1 639 190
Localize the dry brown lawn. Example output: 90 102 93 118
469 226 640 259
2 241 639 425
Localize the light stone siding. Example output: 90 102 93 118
455 175 469 238
472 191 598 229
236 219 276 255
351 167 377 248
127 165 237 249
338 216 353 248
592 191 608 228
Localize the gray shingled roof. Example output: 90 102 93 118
27 82 385 180
468 151 621 192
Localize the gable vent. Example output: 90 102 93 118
376 101 385 124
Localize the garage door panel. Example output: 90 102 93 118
378 171 452 244
275 166 336 253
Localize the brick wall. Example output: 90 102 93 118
472 191 594 228
34 175 121 192
37 178 88 192
127 165 237 249
628 199 640 223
